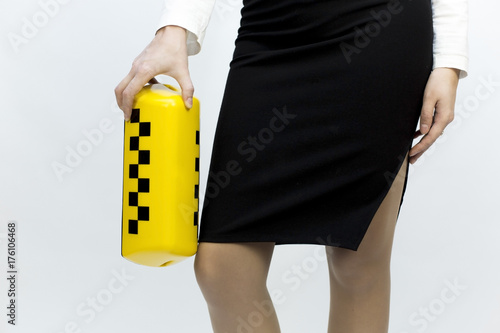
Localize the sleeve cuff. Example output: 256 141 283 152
156 19 204 56
433 54 469 79
156 0 216 56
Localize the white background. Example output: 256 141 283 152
0 0 499 332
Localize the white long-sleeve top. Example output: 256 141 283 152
157 0 468 78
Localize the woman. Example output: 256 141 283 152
115 0 468 332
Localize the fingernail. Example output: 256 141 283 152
420 124 428 132
186 97 193 109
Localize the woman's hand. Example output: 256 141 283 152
115 25 194 121
409 67 460 164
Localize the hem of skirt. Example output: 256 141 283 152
197 235 359 251
348 144 411 250
197 145 412 253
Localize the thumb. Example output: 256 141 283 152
175 70 195 109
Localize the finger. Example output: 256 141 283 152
409 133 432 162
413 128 423 139
409 138 422 159
115 70 135 112
409 150 425 164
121 71 156 119
410 98 452 159
419 92 436 135
175 70 195 109
410 117 447 158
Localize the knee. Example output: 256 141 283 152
193 253 226 299
193 246 248 306
193 242 274 307
326 247 390 291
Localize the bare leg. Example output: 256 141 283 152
326 151 409 333
194 241 281 333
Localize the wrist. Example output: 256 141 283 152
434 67 460 78
155 25 187 39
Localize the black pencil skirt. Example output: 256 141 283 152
198 0 433 250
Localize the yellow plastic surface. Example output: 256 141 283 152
121 84 200 267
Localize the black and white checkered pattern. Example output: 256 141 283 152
126 107 200 235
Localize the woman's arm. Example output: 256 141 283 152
431 0 469 78
409 0 469 164
115 0 216 119
156 0 216 56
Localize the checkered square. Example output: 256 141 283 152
127 108 151 235
126 110 201 233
